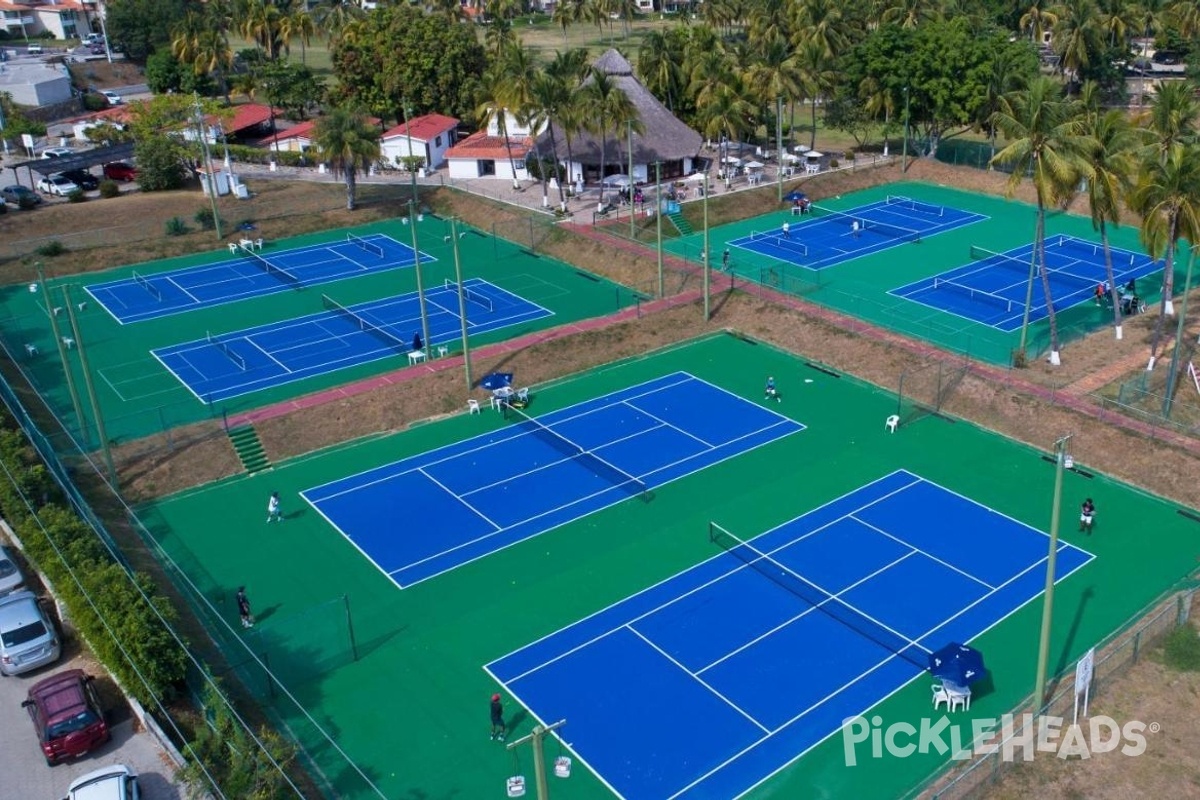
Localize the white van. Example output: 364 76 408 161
0 591 61 676
84 33 104 45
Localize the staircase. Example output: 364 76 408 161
666 211 693 235
228 425 271 474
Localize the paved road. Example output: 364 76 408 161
0 653 184 800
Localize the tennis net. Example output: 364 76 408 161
443 279 494 313
749 231 809 258
507 404 649 500
1049 235 1138 267
347 232 385 259
885 195 945 217
241 244 300 286
206 332 246 371
969 244 1103 291
709 522 927 668
132 269 162 301
932 277 1015 313
321 294 409 353
811 204 922 243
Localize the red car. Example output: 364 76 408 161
102 162 137 182
21 669 110 765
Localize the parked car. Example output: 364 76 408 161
102 162 137 182
1 183 42 205
58 169 99 191
41 147 73 159
0 590 61 676
66 764 140 800
22 669 109 765
84 33 104 45
90 44 107 56
27 42 43 55
99 89 122 105
1 184 42 207
37 174 80 197
0 546 25 596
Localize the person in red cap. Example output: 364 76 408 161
490 693 505 741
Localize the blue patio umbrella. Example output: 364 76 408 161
480 372 514 391
784 190 808 202
929 642 989 686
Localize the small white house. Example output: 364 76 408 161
380 114 458 171
444 110 544 181
0 62 71 107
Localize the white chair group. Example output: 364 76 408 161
932 682 971 712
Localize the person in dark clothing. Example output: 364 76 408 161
412 331 423 352
236 586 254 628
1079 498 1095 534
490 693 505 741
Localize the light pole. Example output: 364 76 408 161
193 95 223 240
402 100 419 208
1033 433 1072 718
407 200 430 354
776 96 784 202
655 161 664 298
1163 245 1198 418
901 86 911 173
702 171 710 321
449 218 472 391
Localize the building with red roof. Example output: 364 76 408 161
380 114 458 171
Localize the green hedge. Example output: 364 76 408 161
221 143 309 167
0 423 187 705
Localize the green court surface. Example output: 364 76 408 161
665 181 1180 366
143 332 1199 799
0 218 643 446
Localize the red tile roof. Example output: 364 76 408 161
273 119 318 142
445 130 533 161
382 114 459 143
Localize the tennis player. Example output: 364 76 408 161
267 491 282 523
236 587 254 628
781 222 791 239
1079 498 1095 534
765 376 781 402
490 693 505 741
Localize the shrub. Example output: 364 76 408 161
67 189 87 203
82 93 107 112
0 201 6 215
35 240 67 257
98 180 120 198
18 194 39 210
844 150 855 161
1163 625 1200 671
164 216 188 236
194 207 218 230
829 158 840 169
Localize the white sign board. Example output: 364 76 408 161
1073 646 1096 723
21 133 35 154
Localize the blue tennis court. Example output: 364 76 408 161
890 236 1164 330
302 373 804 587
152 278 547 403
87 233 432 324
726 196 987 271
486 470 1093 800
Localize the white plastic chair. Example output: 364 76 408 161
946 684 971 712
932 683 950 712
228 243 238 254
437 345 449 358
517 387 529 403
885 414 900 433
467 399 480 415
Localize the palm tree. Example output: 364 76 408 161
1050 0 1101 82
582 68 638 206
696 80 754 185
990 76 1092 366
531 72 572 211
638 31 683 112
744 33 802 136
1080 105 1139 339
284 6 316 64
553 0 581 43
499 44 544 201
1019 0 1059 44
312 0 364 46
794 39 838 150
980 47 1032 160
557 86 590 201
312 107 381 211
880 0 939 28
240 0 285 60
172 12 235 104
1129 144 1200 368
476 66 523 190
1172 0 1200 37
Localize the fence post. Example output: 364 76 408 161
1132 630 1141 663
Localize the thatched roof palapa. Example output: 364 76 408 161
543 49 702 165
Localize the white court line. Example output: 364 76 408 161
164 275 202 303
622 400 715 448
626 625 770 734
417 467 502 530
695 549 921 674
848 512 995 589
244 337 292 374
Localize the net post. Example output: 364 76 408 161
343 594 359 663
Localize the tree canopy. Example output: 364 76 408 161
105 0 197 63
330 3 487 124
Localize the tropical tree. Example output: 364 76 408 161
880 0 939 28
530 71 572 211
1050 0 1102 81
979 44 1036 159
312 107 381 211
283 5 316 63
990 76 1092 366
240 0 286 60
582 67 639 206
476 66 524 190
1079 104 1139 338
638 30 684 112
553 0 582 42
171 11 234 103
1128 144 1200 368
312 0 364 45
